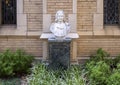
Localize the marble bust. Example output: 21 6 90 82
50 10 70 38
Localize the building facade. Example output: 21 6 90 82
0 0 120 63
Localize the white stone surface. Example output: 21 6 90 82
69 14 77 32
93 14 103 26
43 14 51 32
17 14 27 26
50 10 71 37
40 33 79 39
43 0 47 13
17 0 23 14
73 0 77 13
97 0 103 13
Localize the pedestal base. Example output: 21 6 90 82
48 38 71 70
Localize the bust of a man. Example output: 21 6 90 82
50 10 70 38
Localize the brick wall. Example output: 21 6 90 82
0 0 120 62
24 0 43 31
23 0 120 60
47 0 73 21
0 37 43 57
77 0 96 32
77 36 120 58
77 0 120 59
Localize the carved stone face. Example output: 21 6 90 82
57 13 64 22
55 10 65 22
50 10 70 38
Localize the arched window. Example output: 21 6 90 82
104 0 119 25
2 0 16 25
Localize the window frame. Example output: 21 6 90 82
93 0 120 36
104 0 119 25
0 0 27 36
1 0 17 25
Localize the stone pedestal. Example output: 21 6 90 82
48 38 71 70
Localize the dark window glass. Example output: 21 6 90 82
104 0 119 25
2 0 16 25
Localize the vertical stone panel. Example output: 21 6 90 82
0 0 1 25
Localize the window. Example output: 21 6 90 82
2 0 16 25
104 0 119 25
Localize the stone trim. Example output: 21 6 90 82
42 41 48 60
43 14 51 32
43 0 51 32
69 14 77 32
73 0 77 14
40 33 79 39
68 0 77 32
72 41 77 60
43 0 47 14
97 0 103 14
93 0 103 31
0 0 1 25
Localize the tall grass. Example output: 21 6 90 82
27 64 86 85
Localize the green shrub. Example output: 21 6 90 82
111 55 120 69
85 48 120 85
107 70 120 85
0 49 34 77
90 48 110 62
107 64 120 85
86 61 110 85
87 48 112 67
0 49 15 77
27 48 120 85
85 48 111 84
13 49 34 74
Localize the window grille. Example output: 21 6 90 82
104 0 119 25
2 0 16 25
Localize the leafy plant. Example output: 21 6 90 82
107 64 120 85
27 64 86 85
86 61 110 85
0 49 34 77
90 48 110 62
107 70 120 85
27 48 120 85
111 55 120 69
0 49 15 77
85 48 112 85
13 49 34 74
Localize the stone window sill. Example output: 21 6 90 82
40 33 79 39
0 25 26 36
1 25 17 29
78 25 120 36
94 25 120 36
